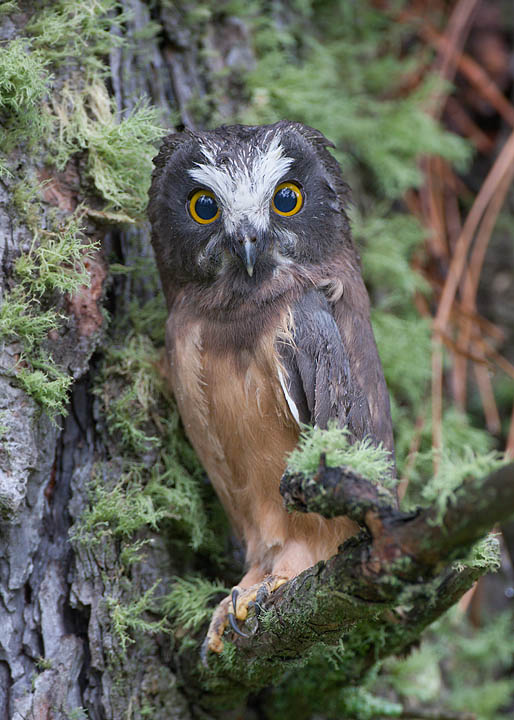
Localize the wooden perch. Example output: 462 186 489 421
187 461 514 711
282 457 514 567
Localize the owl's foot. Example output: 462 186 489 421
202 593 233 658
231 575 288 625
201 576 288 662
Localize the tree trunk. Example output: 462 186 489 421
0 1 246 717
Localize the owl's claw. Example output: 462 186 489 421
228 611 249 638
203 576 288 659
231 588 239 615
228 588 249 638
232 575 288 625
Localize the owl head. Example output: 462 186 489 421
148 121 352 305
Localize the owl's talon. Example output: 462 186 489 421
203 576 289 657
231 588 239 617
229 588 248 635
228 611 249 638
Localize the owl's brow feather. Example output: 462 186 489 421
188 134 294 234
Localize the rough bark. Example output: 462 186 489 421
0 2 239 718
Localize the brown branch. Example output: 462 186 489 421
190 462 514 710
434 127 514 334
281 460 514 566
280 453 397 524
454 162 514 412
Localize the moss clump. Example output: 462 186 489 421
286 421 396 489
106 581 170 656
72 472 173 545
404 436 507 518
26 0 126 72
51 83 166 218
17 363 73 416
0 292 59 350
0 38 51 173
163 576 229 634
0 214 99 418
0 39 48 120
15 218 97 296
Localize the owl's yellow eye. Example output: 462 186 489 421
189 189 220 224
272 182 303 216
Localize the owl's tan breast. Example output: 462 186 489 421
166 309 300 555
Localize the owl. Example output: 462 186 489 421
148 121 394 654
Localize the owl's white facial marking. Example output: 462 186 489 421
188 135 294 234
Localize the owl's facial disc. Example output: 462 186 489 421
187 134 302 278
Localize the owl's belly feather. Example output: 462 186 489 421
168 313 357 574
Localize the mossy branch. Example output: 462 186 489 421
282 458 514 567
280 452 397 524
180 461 514 710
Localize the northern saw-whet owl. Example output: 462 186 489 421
148 121 394 654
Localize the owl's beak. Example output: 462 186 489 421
232 227 260 277
242 236 257 277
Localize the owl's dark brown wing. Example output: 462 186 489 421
331 272 395 456
278 289 375 442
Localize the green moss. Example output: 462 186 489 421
286 421 396 489
107 581 170 655
353 208 429 311
49 83 165 218
455 533 501 573
0 215 99 418
0 290 59 350
15 219 98 296
0 38 47 115
238 11 470 197
98 334 162 449
35 656 53 672
17 364 73 416
266 620 396 720
381 608 514 720
371 312 432 413
0 37 51 172
66 708 88 720
413 444 507 519
95 331 221 552
72 473 172 544
26 0 126 72
163 576 229 634
337 687 402 719
0 1 18 15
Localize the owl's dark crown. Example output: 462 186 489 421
148 120 352 308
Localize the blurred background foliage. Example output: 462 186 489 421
229 4 514 716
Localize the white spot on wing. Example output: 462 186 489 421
277 366 300 427
188 135 294 234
